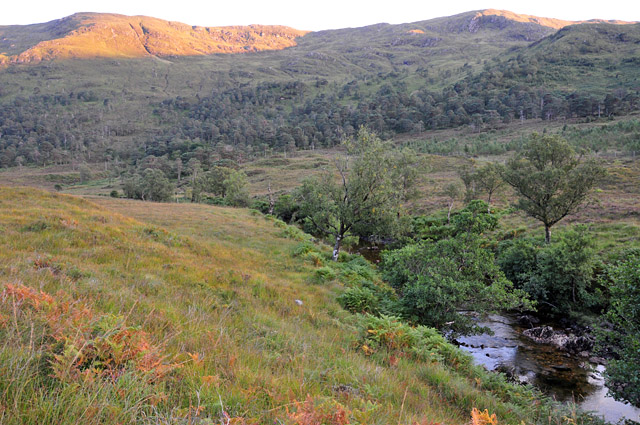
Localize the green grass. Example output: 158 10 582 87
0 187 607 424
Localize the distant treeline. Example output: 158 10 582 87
0 69 639 168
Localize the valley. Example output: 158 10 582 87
1 7 640 425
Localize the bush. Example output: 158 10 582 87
381 202 531 335
312 266 338 284
596 249 640 407
250 198 270 214
358 314 468 367
273 194 299 222
497 226 599 315
338 286 380 314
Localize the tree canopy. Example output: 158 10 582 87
502 133 605 243
297 127 411 261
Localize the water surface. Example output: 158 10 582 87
457 314 640 423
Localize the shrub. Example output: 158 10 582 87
338 286 380 314
497 226 599 315
312 266 337 284
596 249 640 407
273 194 299 222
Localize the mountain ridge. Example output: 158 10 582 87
0 13 309 64
0 9 637 64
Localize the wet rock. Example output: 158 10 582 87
495 364 521 384
551 364 571 371
523 326 562 344
589 356 607 365
563 335 594 354
522 326 594 356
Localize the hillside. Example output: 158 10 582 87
0 186 602 424
0 13 308 64
0 9 639 172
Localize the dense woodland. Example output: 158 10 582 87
1 70 639 170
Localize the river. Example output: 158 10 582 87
457 314 640 424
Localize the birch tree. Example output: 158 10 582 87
298 128 407 261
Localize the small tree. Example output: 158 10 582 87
458 163 478 202
223 169 250 207
123 169 174 202
382 201 532 335
79 163 92 183
298 127 408 261
392 147 424 202
442 182 463 225
502 134 605 243
474 163 504 212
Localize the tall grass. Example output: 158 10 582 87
0 187 609 424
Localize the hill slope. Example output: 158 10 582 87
0 187 597 424
0 13 308 64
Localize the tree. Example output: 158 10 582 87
497 226 598 314
381 201 532 335
223 169 250 207
297 127 408 261
458 163 478 202
123 168 174 202
596 250 640 407
502 134 605 243
191 166 249 206
474 163 504 212
79 163 92 183
442 182 462 224
391 147 424 202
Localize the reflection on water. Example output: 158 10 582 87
458 314 640 423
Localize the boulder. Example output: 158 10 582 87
522 326 594 355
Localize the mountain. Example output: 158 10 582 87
0 13 308 64
0 10 638 170
0 10 635 65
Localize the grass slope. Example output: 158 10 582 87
0 187 598 424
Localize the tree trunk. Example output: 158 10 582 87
267 181 275 215
332 234 342 262
545 225 551 244
447 202 453 224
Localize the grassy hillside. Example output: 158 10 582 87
0 187 603 424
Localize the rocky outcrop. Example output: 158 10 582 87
523 326 594 356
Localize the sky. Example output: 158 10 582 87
2 0 640 30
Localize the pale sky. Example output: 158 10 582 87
2 0 640 30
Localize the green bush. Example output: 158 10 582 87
312 266 338 284
273 194 299 222
596 249 640 407
358 314 469 367
250 198 270 214
497 226 600 315
338 286 380 314
381 202 532 335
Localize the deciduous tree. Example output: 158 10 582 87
297 128 408 261
502 134 605 243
